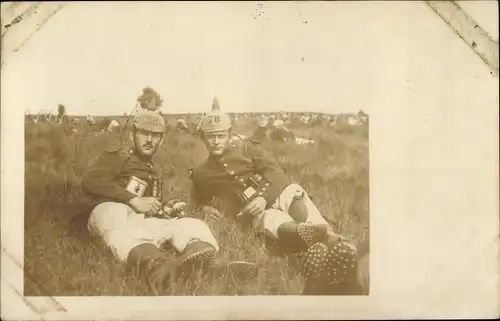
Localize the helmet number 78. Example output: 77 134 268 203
208 116 221 124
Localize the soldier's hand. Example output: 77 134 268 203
201 205 222 221
128 196 162 215
243 196 267 217
162 200 187 218
165 199 182 208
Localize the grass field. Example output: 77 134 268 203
24 114 369 296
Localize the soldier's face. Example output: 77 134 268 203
132 128 163 156
203 130 230 156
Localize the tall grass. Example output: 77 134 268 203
24 115 369 296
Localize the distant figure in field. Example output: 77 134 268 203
107 119 120 132
249 115 270 142
270 120 295 143
176 118 190 133
177 117 203 138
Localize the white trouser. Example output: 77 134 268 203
87 202 220 262
252 183 329 239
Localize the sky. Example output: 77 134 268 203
2 1 498 116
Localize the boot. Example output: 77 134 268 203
176 241 217 277
302 239 359 295
276 222 330 253
275 222 359 295
275 222 330 277
179 242 258 281
127 243 180 295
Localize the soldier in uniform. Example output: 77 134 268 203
190 100 362 295
81 111 255 294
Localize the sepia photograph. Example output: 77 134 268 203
25 98 370 297
8 1 370 297
1 1 498 320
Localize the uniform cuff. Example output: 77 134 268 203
117 190 138 204
256 174 287 205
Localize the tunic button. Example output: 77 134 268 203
230 171 235 175
223 164 228 167
265 182 270 186
240 178 245 183
258 192 263 196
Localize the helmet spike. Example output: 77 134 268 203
200 96 231 133
212 96 221 111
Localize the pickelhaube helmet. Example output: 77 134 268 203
133 110 166 133
200 96 232 133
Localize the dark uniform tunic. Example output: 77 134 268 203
249 127 269 142
191 140 290 217
81 148 160 215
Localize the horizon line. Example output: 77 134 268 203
25 110 368 117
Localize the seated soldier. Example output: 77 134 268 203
249 115 271 142
189 100 363 295
81 111 255 294
270 119 296 143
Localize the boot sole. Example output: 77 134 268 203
303 241 358 293
303 242 329 280
324 241 357 284
227 261 258 280
297 224 328 247
207 261 259 281
178 247 217 275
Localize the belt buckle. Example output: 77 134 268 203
243 186 257 199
